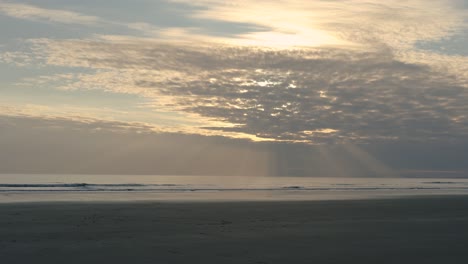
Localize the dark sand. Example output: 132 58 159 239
1 196 468 263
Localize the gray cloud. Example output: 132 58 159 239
162 49 468 143
19 38 467 143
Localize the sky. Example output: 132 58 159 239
0 0 467 177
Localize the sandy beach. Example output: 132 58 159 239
1 196 468 263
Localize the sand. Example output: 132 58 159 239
1 196 468 263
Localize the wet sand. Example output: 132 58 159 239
1 196 468 263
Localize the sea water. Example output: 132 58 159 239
1 174 468 202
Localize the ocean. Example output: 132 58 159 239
1 174 468 202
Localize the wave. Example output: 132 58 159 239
0 183 179 188
282 186 304 189
2 183 468 192
423 181 465 184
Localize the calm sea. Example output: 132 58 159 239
1 174 468 202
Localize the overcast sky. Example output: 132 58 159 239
1 0 467 177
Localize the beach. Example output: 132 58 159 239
1 196 468 263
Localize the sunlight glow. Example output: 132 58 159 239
234 30 345 48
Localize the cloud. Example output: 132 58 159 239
4 37 467 144
1 0 467 144
0 2 175 38
1 0 467 176
168 0 467 49
0 2 101 25
0 101 269 142
0 103 158 133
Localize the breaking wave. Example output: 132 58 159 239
2 183 468 192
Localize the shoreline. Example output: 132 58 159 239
2 189 468 204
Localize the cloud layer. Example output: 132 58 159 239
1 0 467 145
0 2 100 25
5 36 466 144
